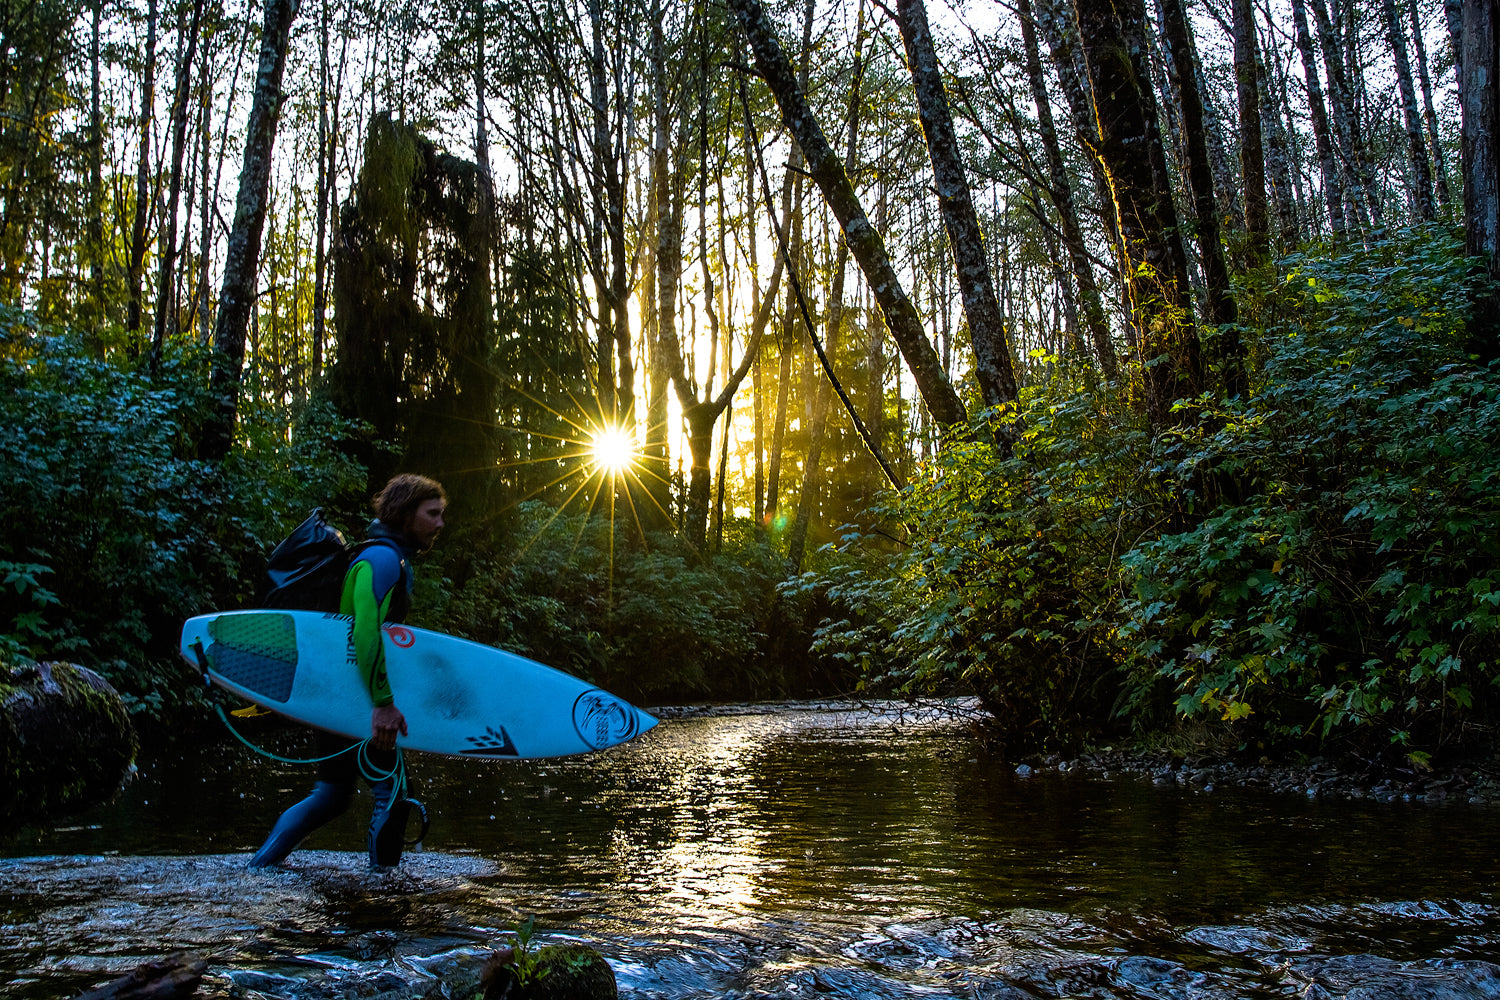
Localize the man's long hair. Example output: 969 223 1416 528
373 474 446 528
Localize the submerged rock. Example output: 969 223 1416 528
0 660 137 830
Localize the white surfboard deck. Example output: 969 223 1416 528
180 609 657 759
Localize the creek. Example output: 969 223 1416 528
3 701 1500 999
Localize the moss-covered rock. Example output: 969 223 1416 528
478 943 618 1000
1 660 137 830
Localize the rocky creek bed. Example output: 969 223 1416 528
1020 745 1500 805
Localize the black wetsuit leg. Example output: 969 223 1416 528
247 732 359 867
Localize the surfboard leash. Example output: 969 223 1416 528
212 702 406 789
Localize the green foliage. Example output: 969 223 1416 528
430 503 801 701
502 916 550 989
794 389 1153 754
801 226 1500 756
0 320 366 719
1120 228 1500 746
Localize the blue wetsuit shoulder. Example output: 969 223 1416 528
351 542 407 605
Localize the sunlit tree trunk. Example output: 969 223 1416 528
895 0 1018 422
789 15 865 572
204 0 301 461
127 0 158 338
151 0 205 370
1018 0 1116 380
727 0 967 431
1076 0 1203 427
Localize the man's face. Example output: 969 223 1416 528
406 499 446 550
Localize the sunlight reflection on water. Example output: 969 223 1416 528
5 701 1500 998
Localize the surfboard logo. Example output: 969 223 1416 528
384 625 416 648
572 689 640 749
461 725 519 756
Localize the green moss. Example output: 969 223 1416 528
0 661 137 830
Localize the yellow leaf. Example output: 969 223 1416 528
231 704 272 718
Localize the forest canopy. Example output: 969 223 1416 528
0 0 1496 758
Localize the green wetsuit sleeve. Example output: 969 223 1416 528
341 560 395 707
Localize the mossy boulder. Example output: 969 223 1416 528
478 943 618 1000
1 660 137 830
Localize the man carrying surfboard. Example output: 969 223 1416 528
249 474 447 869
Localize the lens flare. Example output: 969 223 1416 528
590 426 636 475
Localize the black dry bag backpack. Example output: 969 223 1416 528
259 508 351 612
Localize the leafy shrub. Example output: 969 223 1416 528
1118 228 1500 749
431 503 800 702
794 387 1156 754
0 321 365 720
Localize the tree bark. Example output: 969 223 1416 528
1385 0 1437 219
1233 0 1270 257
127 0 158 337
1159 0 1235 329
727 0 967 431
1409 0 1452 207
1291 0 1347 234
203 0 301 461
151 0 205 369
1018 0 1117 381
1075 0 1203 427
895 0 1019 419
1462 0 1500 362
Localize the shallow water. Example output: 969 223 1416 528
4 702 1500 998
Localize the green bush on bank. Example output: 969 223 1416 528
804 227 1500 756
0 320 365 718
1120 231 1500 749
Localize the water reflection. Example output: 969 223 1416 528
4 702 1500 999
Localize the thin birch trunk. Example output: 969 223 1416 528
151 0 205 368
1292 0 1347 234
1407 0 1452 207
204 0 301 461
1385 0 1437 218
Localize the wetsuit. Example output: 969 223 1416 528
248 520 417 868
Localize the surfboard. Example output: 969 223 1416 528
179 609 657 759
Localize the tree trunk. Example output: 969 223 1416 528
1018 0 1116 380
1234 0 1270 257
88 0 105 335
127 0 158 338
895 0 1019 420
1159 0 1243 395
1463 0 1500 362
151 0 205 369
1309 0 1369 229
789 16 865 571
727 0 967 431
1407 0 1452 207
1292 0 1347 234
1075 0 1203 428
1386 0 1437 218
203 0 301 461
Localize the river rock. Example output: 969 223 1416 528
70 951 208 1000
478 943 618 1000
0 660 138 830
